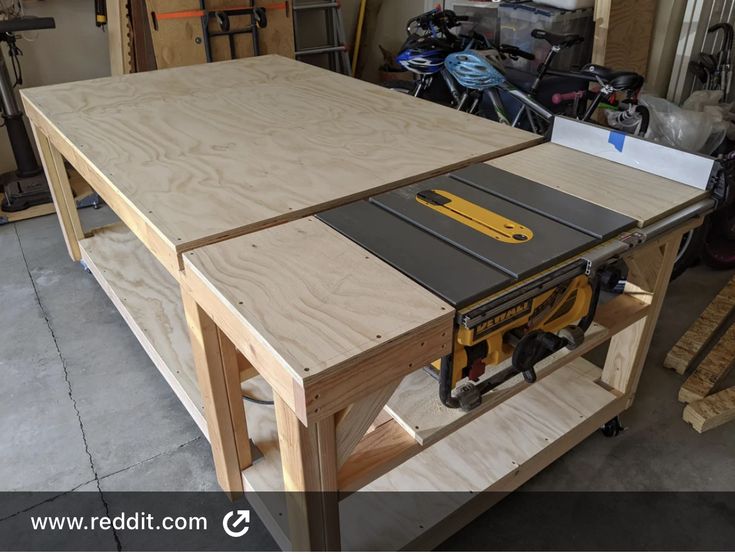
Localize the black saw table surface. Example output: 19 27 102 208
318 164 636 308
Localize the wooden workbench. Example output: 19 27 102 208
23 55 707 550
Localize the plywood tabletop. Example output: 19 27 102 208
181 216 454 421
22 55 539 259
487 142 708 227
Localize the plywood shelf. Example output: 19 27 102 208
241 358 626 550
78 223 207 435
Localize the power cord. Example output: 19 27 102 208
242 394 274 406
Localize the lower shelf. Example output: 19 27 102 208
242 358 626 550
78 223 207 436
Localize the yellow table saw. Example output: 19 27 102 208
319 162 713 410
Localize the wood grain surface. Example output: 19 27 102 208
22 55 538 263
78 223 206 434
145 0 207 69
592 0 657 76
666 276 735 374
487 143 706 227
182 217 453 420
678 321 735 403
683 386 735 433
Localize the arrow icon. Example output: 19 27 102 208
222 509 250 538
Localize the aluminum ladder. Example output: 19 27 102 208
293 1 351 75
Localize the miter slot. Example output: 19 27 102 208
451 164 637 240
371 178 598 279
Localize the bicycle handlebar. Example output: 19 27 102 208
406 9 467 36
499 44 534 60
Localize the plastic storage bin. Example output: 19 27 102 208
446 0 502 45
533 0 594 9
498 1 594 73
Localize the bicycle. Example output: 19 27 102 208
384 9 486 106
689 23 733 103
445 45 554 127
445 29 649 136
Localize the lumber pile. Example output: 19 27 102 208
665 276 735 433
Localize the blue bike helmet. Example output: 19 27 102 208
445 50 506 90
396 35 454 75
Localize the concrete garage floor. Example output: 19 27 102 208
1 207 734 550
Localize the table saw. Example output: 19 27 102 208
319 163 640 410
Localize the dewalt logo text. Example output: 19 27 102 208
473 300 532 340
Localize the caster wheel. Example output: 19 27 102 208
601 416 624 437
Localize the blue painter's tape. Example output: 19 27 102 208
608 131 626 153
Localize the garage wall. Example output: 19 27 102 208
352 0 433 82
0 0 110 174
646 0 688 97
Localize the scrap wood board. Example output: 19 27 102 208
666 274 735 433
683 387 735 433
144 0 295 69
678 321 735 404
22 55 539 264
665 276 735 374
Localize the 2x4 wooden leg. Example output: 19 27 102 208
31 124 85 261
182 285 341 549
602 231 683 404
274 395 341 551
181 284 252 496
